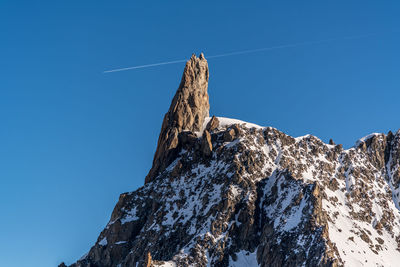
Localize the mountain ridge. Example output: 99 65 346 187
62 54 400 267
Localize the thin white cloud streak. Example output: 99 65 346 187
103 32 395 73
103 59 188 73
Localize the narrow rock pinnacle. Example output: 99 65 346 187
145 54 209 183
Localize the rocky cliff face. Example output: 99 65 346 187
64 54 400 267
145 53 209 184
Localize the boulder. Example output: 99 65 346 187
206 116 219 132
224 128 236 142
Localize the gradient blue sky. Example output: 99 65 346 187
1 1 400 266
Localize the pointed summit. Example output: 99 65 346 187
145 54 209 183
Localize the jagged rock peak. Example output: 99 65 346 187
145 53 209 184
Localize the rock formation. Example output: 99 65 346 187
145 53 209 183
63 54 400 267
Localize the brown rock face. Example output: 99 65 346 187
201 130 213 157
145 53 210 184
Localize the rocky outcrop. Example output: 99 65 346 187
145 53 209 184
201 130 212 157
145 252 152 267
206 116 219 132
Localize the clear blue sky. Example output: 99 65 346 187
1 1 399 266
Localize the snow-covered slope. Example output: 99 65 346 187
67 118 400 267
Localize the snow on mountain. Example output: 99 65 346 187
61 54 400 267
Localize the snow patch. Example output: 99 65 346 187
154 261 176 267
229 250 259 267
121 206 139 224
98 237 107 246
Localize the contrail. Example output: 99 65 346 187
103 32 392 73
103 59 188 73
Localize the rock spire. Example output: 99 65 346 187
145 53 209 183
